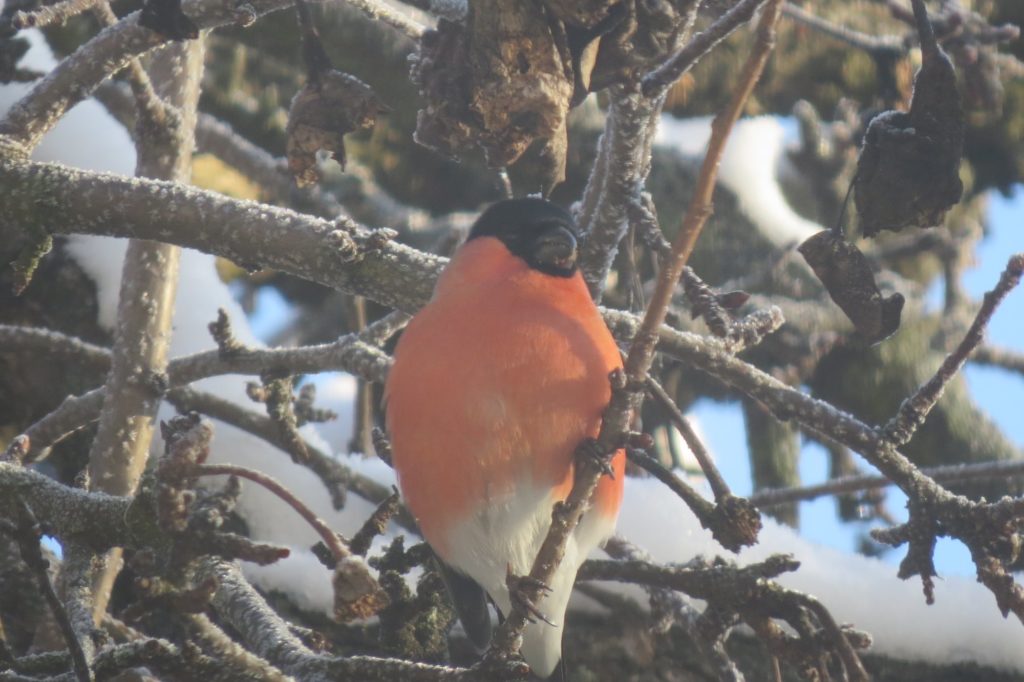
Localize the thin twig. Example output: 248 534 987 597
358 310 412 346
625 448 714 525
625 0 785 384
642 0 770 97
883 254 1024 447
195 463 351 563
18 328 392 462
782 2 904 56
646 375 731 500
167 386 386 514
91 1 175 131
10 499 90 682
971 344 1024 377
340 0 427 40
752 454 1024 508
11 0 96 28
486 0 785 667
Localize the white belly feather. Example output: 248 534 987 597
440 474 618 678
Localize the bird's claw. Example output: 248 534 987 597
506 567 555 627
577 437 616 479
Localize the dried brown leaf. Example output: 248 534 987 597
286 70 388 187
799 230 905 344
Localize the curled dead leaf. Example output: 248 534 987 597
411 2 573 191
286 70 388 188
799 230 904 345
853 0 964 236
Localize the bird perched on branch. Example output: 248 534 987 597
385 198 625 678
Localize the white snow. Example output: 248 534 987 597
655 115 823 248
6 35 1022 671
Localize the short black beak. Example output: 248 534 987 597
534 225 578 272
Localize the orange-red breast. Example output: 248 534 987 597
385 198 625 678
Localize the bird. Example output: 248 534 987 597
385 197 625 678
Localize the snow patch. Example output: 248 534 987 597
656 115 822 247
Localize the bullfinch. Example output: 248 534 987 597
385 198 625 678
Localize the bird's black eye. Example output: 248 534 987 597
529 223 578 277
466 198 581 277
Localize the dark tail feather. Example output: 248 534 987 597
435 559 493 650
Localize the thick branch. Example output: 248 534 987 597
0 463 130 550
0 160 444 312
577 87 664 299
340 0 427 40
5 156 1015 523
86 39 205 622
3 160 1020 525
200 559 494 681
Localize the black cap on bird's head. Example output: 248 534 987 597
467 198 580 278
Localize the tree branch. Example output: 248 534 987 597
86 38 205 622
15 325 391 462
195 463 350 563
9 499 90 682
200 559 501 681
0 160 445 312
971 344 1024 377
577 86 664 299
485 0 785 667
0 0 296 152
641 0 770 97
883 255 1024 447
751 458 1024 508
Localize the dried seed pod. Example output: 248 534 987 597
334 556 389 621
853 0 964 236
799 230 905 344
